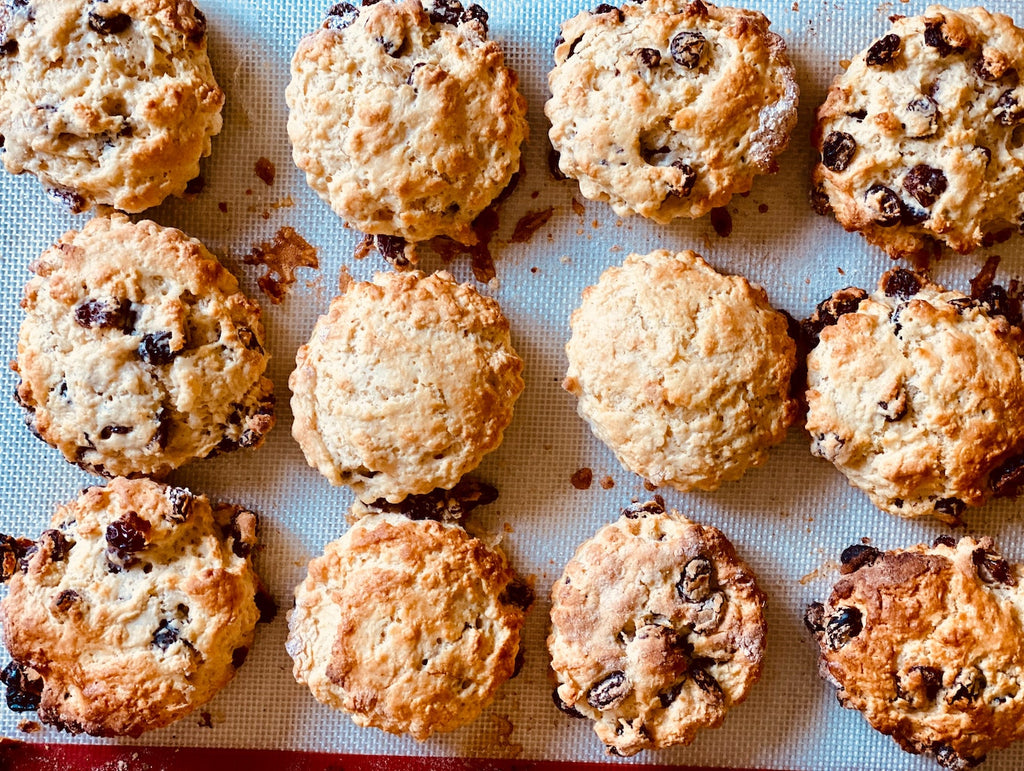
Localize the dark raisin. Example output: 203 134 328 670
821 131 856 172
405 61 426 86
669 160 697 197
153 407 172 451
0 535 31 582
976 284 1022 327
934 497 966 520
934 534 957 548
87 10 131 34
564 36 582 59
801 287 868 344
53 589 80 612
824 607 862 649
47 187 87 213
903 165 947 208
908 665 944 702
38 529 70 562
690 663 722 695
323 2 359 29
428 0 464 26
1 662 42 712
810 181 831 215
804 602 826 633
461 4 488 33
188 7 206 45
865 184 903 227
991 454 1024 497
901 201 929 226
658 681 684 708
105 511 150 563
552 688 586 718
74 298 130 330
865 34 901 66
676 556 713 602
846 108 867 121
366 477 497 522
374 234 410 268
138 331 177 365
375 34 403 56
231 646 249 668
972 547 1016 586
1 39 17 56
840 544 881 573
591 3 623 22
933 744 977 770
255 587 278 623
98 425 131 441
500 576 534 610
165 487 194 523
923 20 962 57
670 30 705 68
878 389 908 422
881 268 924 300
153 619 180 651
947 667 986 704
634 47 661 67
906 96 939 137
623 497 664 518
994 90 1024 126
587 671 629 709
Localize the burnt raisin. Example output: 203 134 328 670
676 556 713 602
255 587 278 623
53 589 80 612
802 287 868 344
591 4 623 22
824 607 862 649
323 2 358 29
865 184 903 227
634 47 661 67
138 332 178 365
552 688 586 718
0 535 31 582
1 662 42 712
977 284 1023 327
153 619 180 651
947 667 986 704
587 671 629 709
1 40 17 56
623 497 665 518
840 544 880 573
865 34 901 66
881 268 924 300
88 10 131 34
994 90 1024 126
500 576 534 610
462 4 487 32
991 454 1024 497
428 0 464 26
74 298 130 330
934 497 966 520
822 132 856 172
972 548 1016 586
846 108 868 121
165 487 194 523
923 20 962 57
804 602 826 633
810 182 831 215
231 646 249 668
237 326 264 354
187 7 206 45
670 30 705 68
934 534 957 548
365 477 497 523
903 165 947 208
374 234 410 268
669 160 697 197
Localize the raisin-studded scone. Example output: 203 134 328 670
563 250 797 491
286 511 532 739
14 214 275 478
286 0 528 247
546 0 798 222
804 268 1024 524
289 270 524 502
548 500 766 756
806 536 1024 770
811 6 1024 259
0 478 268 736
0 0 222 213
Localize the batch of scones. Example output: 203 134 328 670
2 0 1024 767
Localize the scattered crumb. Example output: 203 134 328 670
243 226 320 304
982 228 1014 248
758 203 769 214
270 195 295 210
591 219 599 229
791 1 798 9
510 208 554 244
800 559 841 585
254 157 276 186
576 228 585 235
503 522 514 533
217 201 228 213
643 480 658 491
17 720 41 733
353 234 375 261
337 265 354 294
560 255 572 264
260 211 270 220
571 468 593 490
490 714 523 758
571 198 586 217
530 190 540 199
530 267 539 274
600 475 615 490
245 188 253 196
610 244 622 252
197 711 213 728
839 58 851 69
837 266 845 275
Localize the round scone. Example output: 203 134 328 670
804 268 1024 524
811 6 1024 259
546 0 798 222
563 250 797 491
806 536 1024 770
286 512 531 739
14 214 275 479
0 478 266 737
549 499 766 756
289 270 524 503
0 0 223 213
286 0 528 245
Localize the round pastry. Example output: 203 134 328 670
548 499 766 756
563 249 797 491
285 0 528 245
285 511 531 740
811 6 1024 259
0 477 266 737
806 535 1024 770
804 267 1024 524
0 0 223 213
545 0 798 222
289 269 524 503
14 214 275 479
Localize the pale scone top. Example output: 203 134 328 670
0 0 223 212
546 0 798 222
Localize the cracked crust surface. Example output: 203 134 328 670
0 0 223 212
811 5 1024 259
14 214 275 479
285 512 529 740
806 536 1024 770
545 0 798 222
548 500 766 756
286 0 528 244
563 249 797 491
0 478 264 737
289 270 524 503
805 268 1024 523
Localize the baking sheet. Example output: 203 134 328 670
2 0 1024 768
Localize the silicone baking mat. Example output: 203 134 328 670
2 0 1024 768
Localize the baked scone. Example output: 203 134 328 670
806 536 1024 770
14 214 275 479
0 478 267 737
805 268 1024 523
286 0 528 245
289 270 524 502
0 0 223 213
285 511 532 740
563 250 797 491
811 6 1024 259
546 0 798 222
548 499 766 756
